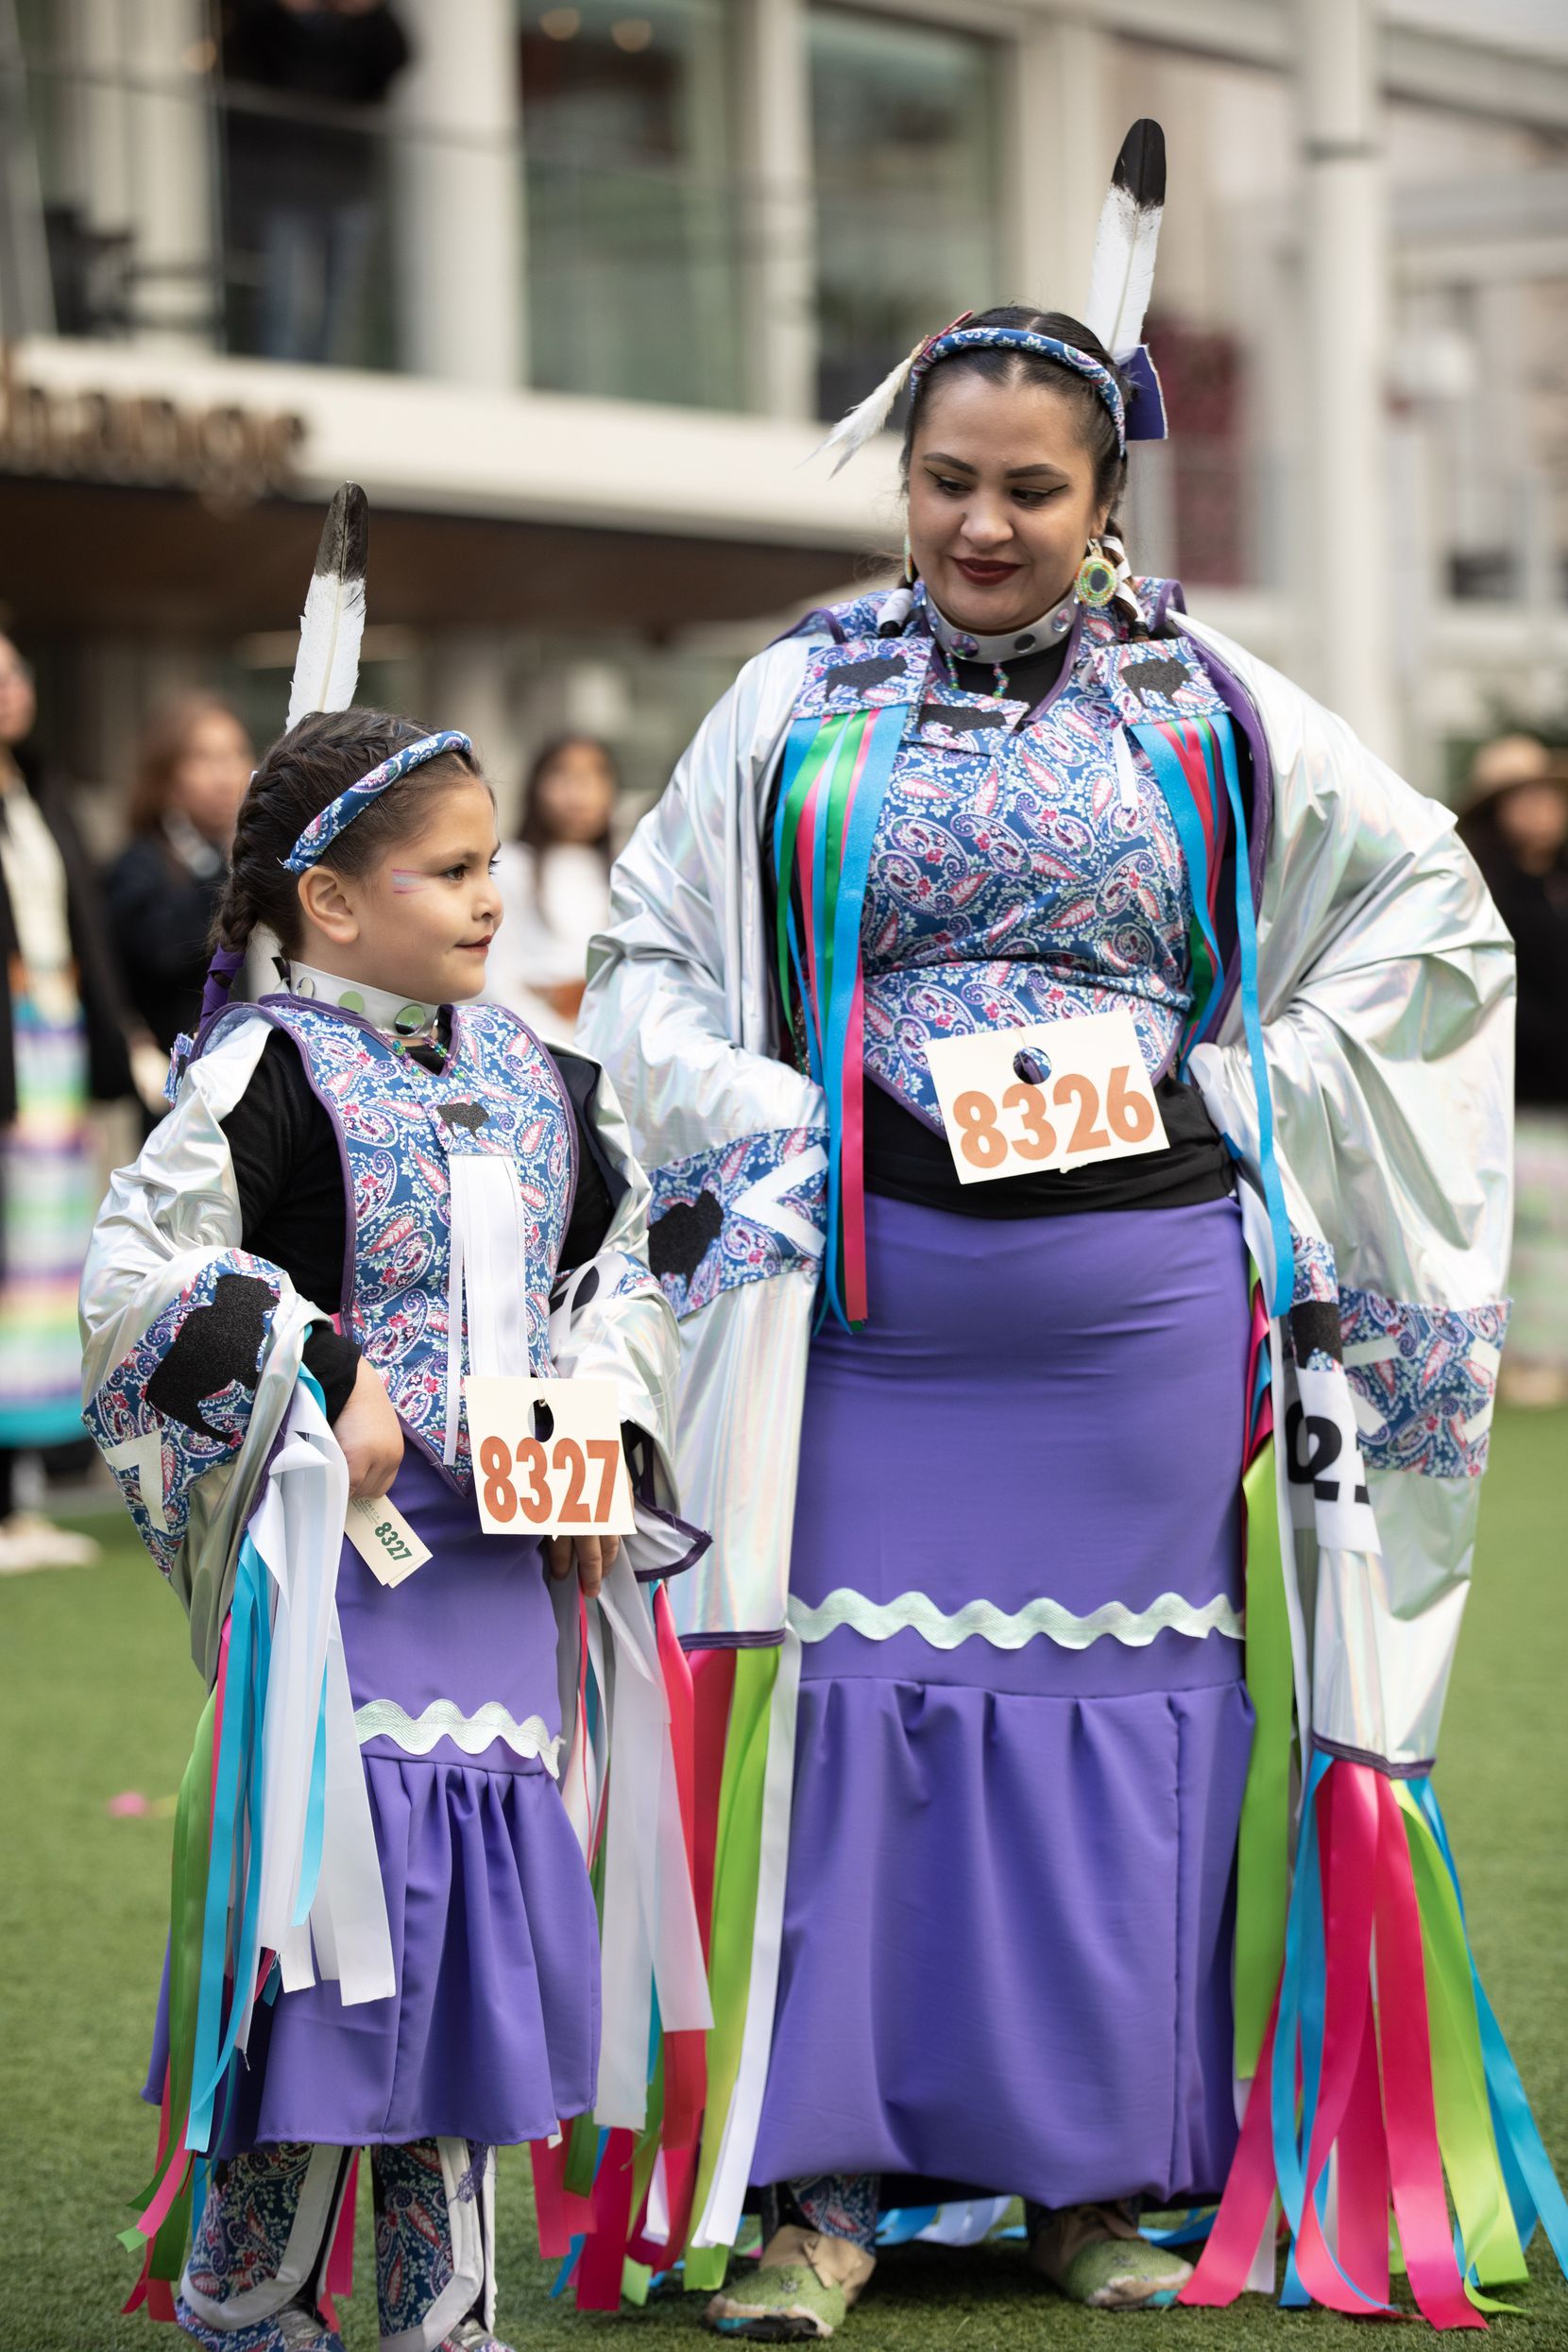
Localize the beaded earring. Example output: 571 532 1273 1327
1075 537 1119 609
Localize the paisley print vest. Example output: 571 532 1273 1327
783 598 1233 1130
256 996 575 1486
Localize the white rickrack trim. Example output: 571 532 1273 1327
787 1587 1244 1652
354 1697 563 1775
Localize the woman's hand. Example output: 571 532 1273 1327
547 1533 621 1600
336 1356 404 1499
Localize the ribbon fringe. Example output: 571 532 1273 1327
1183 1755 1564 2329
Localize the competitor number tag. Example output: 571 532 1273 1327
344 1496 433 1588
464 1375 636 1539
924 1008 1167 1186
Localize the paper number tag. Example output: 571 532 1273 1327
924 1008 1167 1186
464 1375 636 1539
344 1496 433 1588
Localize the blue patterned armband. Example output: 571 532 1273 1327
647 1128 827 1320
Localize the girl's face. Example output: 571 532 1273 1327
906 372 1111 637
0 637 36 750
175 707 252 845
298 776 503 1004
534 741 616 844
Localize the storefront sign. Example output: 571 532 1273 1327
0 344 305 503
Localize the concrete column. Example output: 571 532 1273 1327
1010 15 1110 315
423 630 526 828
394 0 522 387
736 0 815 419
1296 0 1397 759
75 0 215 349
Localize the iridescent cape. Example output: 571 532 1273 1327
578 583 1568 2326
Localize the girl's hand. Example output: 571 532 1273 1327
336 1356 404 1499
547 1533 621 1600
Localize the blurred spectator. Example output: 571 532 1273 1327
105 695 253 1057
487 735 616 1041
221 0 411 366
1459 733 1568 1408
0 634 135 1571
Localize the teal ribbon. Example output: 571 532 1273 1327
1134 715 1293 1316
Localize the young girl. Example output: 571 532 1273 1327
81 552 706 2352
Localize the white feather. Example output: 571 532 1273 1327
811 333 927 475
1083 181 1163 361
285 484 368 730
286 571 366 729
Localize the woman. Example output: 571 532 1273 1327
486 735 615 1040
1458 733 1568 1408
580 128 1554 2337
0 633 134 1571
105 692 253 1054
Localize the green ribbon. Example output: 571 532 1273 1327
1234 1436 1293 2079
123 1687 217 2278
683 1646 781 2293
1399 1785 1526 2302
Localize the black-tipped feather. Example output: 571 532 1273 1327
1083 118 1167 362
286 482 368 730
1112 118 1165 211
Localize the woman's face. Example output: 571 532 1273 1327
1496 778 1568 864
0 638 37 751
533 741 616 845
175 707 253 846
906 371 1112 637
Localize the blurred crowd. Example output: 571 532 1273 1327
0 628 616 1572
0 619 1562 1573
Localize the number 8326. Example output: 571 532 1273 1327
952 1063 1154 1172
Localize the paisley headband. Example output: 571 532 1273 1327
281 730 473 874
910 320 1157 453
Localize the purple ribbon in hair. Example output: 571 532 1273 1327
199 946 247 1024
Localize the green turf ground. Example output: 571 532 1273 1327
3 1410 1565 2352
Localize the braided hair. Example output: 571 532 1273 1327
899 304 1144 636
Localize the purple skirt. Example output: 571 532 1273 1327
148 1447 600 2151
750 1192 1253 2209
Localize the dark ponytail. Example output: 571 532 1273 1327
899 305 1143 633
208 707 481 992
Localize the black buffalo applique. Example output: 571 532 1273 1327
144 1272 277 1442
1122 655 1192 707
438 1101 489 1133
827 654 909 696
1289 1298 1344 1368
920 704 1009 736
648 1190 724 1285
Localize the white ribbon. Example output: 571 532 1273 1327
446 1151 536 1460
243 1380 395 2031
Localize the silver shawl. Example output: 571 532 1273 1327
579 605 1514 1774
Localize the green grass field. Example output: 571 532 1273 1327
3 1411 1565 2352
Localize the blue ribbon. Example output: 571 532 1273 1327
1213 715 1295 1319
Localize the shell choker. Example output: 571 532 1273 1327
925 586 1079 668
